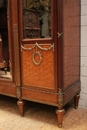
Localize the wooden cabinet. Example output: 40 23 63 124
0 0 80 128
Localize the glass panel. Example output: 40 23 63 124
0 0 12 80
22 0 51 39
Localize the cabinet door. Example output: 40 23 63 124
0 0 21 96
18 0 60 92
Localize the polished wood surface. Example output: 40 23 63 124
22 44 55 90
0 0 81 128
63 0 80 88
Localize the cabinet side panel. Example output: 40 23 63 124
63 0 80 88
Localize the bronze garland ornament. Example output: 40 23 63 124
21 42 54 66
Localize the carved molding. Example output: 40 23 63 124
13 24 21 86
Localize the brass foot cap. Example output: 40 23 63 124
75 106 78 109
58 124 62 128
21 113 24 117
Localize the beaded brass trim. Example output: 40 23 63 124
58 88 64 109
16 87 21 98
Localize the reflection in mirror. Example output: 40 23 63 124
22 0 51 39
0 0 12 80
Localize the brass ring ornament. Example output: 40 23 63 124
32 51 42 66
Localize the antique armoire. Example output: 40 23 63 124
0 0 80 128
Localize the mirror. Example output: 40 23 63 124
0 0 12 80
22 0 51 39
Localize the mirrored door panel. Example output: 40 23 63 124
22 0 51 39
0 0 12 80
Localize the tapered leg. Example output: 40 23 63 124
17 100 24 116
56 109 65 128
74 94 80 109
